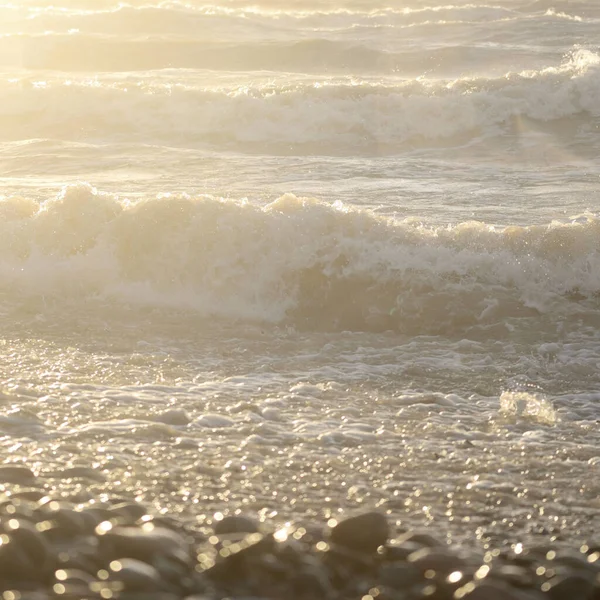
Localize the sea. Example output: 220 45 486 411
0 0 599 549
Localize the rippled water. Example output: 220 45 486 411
1 0 599 549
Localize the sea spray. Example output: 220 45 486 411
0 184 599 334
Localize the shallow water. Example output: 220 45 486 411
1 0 599 550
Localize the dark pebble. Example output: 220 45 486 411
97 524 191 566
213 515 259 535
108 501 149 522
0 499 594 600
35 503 90 538
379 562 421 589
494 564 536 588
0 465 36 485
329 511 389 553
106 557 165 591
5 489 46 502
544 574 595 599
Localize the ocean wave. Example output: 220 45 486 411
1 183 599 334
0 3 523 37
1 50 598 152
0 32 540 73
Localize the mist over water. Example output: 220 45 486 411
1 0 599 551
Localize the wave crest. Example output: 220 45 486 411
1 49 599 153
1 184 599 334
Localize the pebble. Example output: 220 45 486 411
0 465 36 485
329 511 390 552
543 573 595 599
379 562 421 589
213 515 259 535
97 524 191 565
106 558 165 591
0 499 595 600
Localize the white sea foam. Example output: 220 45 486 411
0 183 599 334
499 390 558 425
1 49 598 153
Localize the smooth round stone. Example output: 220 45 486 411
385 540 425 560
379 563 421 589
107 558 164 591
213 515 259 535
0 519 54 584
6 490 45 503
494 564 535 588
98 525 191 565
0 498 36 519
329 512 389 553
544 574 595 599
35 504 89 537
108 502 149 522
204 533 274 582
0 465 36 485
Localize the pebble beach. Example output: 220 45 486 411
2 0 600 597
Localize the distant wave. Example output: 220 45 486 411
1 50 598 153
0 32 541 73
2 2 592 42
0 183 599 334
0 3 522 38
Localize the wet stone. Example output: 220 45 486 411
5 489 46 503
213 515 259 535
0 519 54 583
0 500 594 600
202 532 275 584
544 573 595 599
494 564 536 588
35 504 90 538
97 524 192 566
329 511 389 553
106 558 165 592
107 501 149 522
379 562 421 590
385 539 426 560
0 465 37 485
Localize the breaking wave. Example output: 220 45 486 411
1 49 598 153
1 183 599 335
